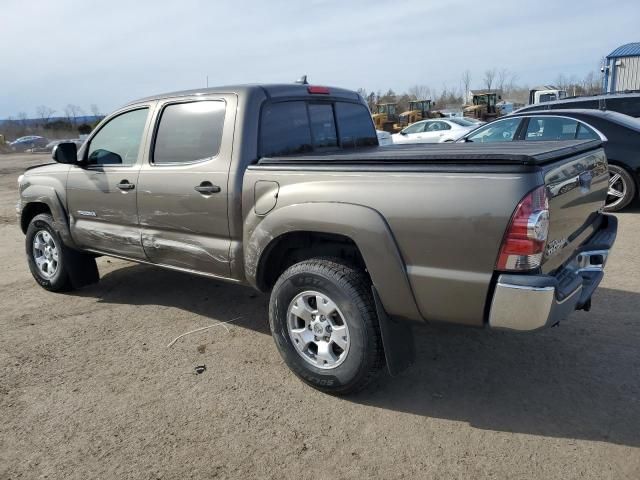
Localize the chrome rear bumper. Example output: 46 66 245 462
488 215 617 332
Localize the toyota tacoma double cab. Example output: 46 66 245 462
17 83 617 394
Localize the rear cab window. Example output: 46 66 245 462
260 100 376 157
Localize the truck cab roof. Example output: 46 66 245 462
126 83 362 106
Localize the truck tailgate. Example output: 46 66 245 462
541 146 609 273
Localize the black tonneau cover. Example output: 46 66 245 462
258 140 602 166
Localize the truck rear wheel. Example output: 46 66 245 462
269 258 384 395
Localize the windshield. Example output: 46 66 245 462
473 96 488 106
540 93 558 103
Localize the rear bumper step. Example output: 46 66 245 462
488 214 617 331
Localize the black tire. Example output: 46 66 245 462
269 258 384 395
25 213 99 292
604 164 637 212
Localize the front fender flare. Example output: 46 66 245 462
20 185 76 248
245 202 422 322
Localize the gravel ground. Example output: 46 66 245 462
1 153 639 479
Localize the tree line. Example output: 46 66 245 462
359 68 603 113
2 104 105 140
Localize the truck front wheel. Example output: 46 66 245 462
26 213 98 292
269 258 384 394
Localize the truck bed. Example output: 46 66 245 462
247 138 609 327
257 140 602 167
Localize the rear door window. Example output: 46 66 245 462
153 101 226 164
576 123 599 140
525 117 580 141
427 121 451 131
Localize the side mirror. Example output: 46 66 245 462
88 149 123 165
52 142 78 164
400 130 407 135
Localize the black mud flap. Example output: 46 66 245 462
66 249 100 289
372 287 415 376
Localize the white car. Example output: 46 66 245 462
391 118 477 144
376 130 393 146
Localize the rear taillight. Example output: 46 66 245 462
496 185 550 271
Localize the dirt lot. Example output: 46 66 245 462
1 152 639 479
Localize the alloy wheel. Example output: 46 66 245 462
287 290 350 369
32 230 59 279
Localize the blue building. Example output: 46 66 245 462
602 42 640 93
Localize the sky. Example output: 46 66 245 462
1 0 640 118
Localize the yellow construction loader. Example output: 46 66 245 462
393 100 435 131
371 103 398 132
463 90 502 121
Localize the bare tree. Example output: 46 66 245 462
407 84 432 101
366 92 377 111
89 104 101 118
484 68 497 91
581 71 601 95
380 89 396 103
554 74 568 91
506 72 519 94
497 68 511 92
65 104 84 126
460 70 472 104
36 105 56 125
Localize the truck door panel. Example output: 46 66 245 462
66 106 152 259
136 96 236 278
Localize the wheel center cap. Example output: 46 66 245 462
313 323 324 335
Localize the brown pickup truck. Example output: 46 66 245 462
17 83 617 394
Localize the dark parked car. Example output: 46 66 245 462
9 136 49 152
514 92 640 118
459 109 640 211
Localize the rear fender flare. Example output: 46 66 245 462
245 202 422 321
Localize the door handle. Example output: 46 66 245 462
194 181 221 195
117 180 135 191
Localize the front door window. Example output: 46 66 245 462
87 108 149 166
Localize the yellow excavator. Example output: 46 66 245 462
463 90 502 121
371 103 398 132
393 100 436 131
